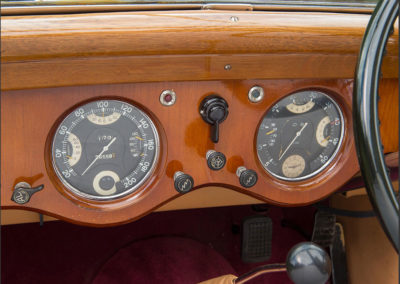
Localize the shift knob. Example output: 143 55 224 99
286 242 332 284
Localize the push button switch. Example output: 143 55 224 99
206 150 226 171
236 166 258 188
173 171 194 194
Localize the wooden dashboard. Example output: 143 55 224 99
1 9 398 226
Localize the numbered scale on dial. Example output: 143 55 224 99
256 91 344 181
52 100 160 200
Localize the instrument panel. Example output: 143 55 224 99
1 79 362 225
256 91 344 181
51 100 160 200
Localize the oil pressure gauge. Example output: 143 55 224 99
51 100 159 200
256 91 344 181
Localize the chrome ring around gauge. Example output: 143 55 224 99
51 99 160 200
256 91 344 181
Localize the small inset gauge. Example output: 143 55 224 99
316 116 331 147
282 155 306 178
129 131 145 157
286 92 316 114
66 133 82 166
87 112 121 125
92 170 120 196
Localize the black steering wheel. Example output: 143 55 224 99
353 0 399 252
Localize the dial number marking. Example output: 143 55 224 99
87 112 121 125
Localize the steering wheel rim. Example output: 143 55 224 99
353 0 399 252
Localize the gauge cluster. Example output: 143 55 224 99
2 79 359 225
256 91 344 181
49 89 346 203
51 100 159 200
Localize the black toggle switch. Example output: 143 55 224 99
199 95 229 143
174 171 194 193
11 182 44 204
236 166 258 188
206 150 226 171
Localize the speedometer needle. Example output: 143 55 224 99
278 123 308 161
81 137 116 176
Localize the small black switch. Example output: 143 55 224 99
11 182 44 204
236 166 258 188
206 150 226 171
173 171 194 193
199 95 229 143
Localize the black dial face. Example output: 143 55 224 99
256 91 344 181
51 100 159 200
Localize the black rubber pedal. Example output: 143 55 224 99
241 216 272 263
311 211 336 248
330 223 348 284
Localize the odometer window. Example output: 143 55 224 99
51 100 159 200
256 91 344 181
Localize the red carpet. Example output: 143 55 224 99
92 237 236 284
1 205 315 283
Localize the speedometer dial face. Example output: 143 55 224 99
256 91 344 181
51 100 159 200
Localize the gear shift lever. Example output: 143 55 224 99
286 242 332 284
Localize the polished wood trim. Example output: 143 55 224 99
1 186 263 225
1 4 203 16
0 4 374 16
379 79 399 154
2 11 398 90
1 79 365 225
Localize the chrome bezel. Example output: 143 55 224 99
248 86 265 103
159 90 176 106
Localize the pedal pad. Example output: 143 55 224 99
330 223 348 284
241 216 272 263
311 211 336 248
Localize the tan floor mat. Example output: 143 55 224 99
331 192 398 284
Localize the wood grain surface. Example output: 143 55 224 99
1 11 398 90
1 79 371 226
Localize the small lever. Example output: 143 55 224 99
11 182 44 204
199 95 229 143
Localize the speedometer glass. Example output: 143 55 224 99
51 100 159 200
256 91 344 181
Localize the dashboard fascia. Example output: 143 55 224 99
1 79 360 226
1 10 398 226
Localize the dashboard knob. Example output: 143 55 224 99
173 171 194 193
11 182 44 204
236 166 258 188
199 95 229 143
206 150 226 171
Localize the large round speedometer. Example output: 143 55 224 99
51 100 159 200
256 91 344 181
